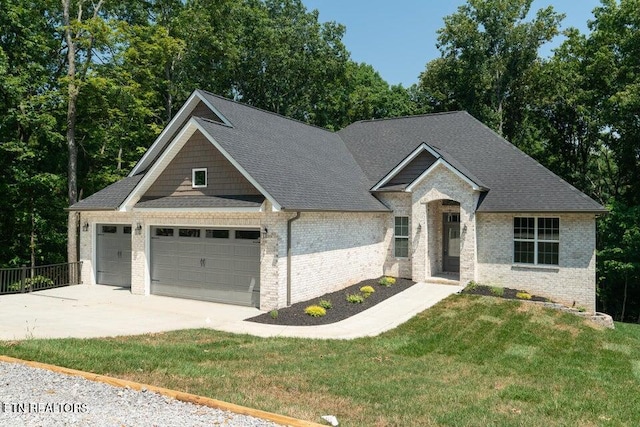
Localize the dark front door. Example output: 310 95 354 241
443 213 460 273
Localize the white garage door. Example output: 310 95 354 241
150 226 260 306
96 224 132 287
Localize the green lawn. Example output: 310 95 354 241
2 294 639 426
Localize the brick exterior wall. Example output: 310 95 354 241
288 211 387 305
78 163 596 313
410 163 480 284
79 206 388 311
377 193 412 278
476 212 597 311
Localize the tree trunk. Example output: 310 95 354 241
621 274 628 323
63 0 79 264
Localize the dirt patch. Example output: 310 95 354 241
247 277 416 326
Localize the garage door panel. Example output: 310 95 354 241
204 244 234 256
96 224 132 288
233 245 259 257
206 258 233 271
150 226 260 307
233 259 260 273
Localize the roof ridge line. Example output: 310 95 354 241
346 110 465 126
197 89 337 135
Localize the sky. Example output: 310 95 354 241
302 0 602 87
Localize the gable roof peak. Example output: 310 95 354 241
196 89 337 136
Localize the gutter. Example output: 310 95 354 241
286 212 301 306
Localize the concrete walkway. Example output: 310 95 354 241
0 283 462 341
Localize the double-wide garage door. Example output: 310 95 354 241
150 226 260 307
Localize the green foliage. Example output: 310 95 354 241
598 202 640 322
345 294 364 304
417 0 563 145
465 281 479 291
360 286 375 297
490 287 504 297
9 275 55 292
304 305 326 317
516 292 532 300
269 310 278 319
318 299 332 310
379 277 396 287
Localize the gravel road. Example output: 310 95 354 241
0 361 281 427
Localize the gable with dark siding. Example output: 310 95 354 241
143 129 261 199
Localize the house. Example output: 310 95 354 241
70 89 606 312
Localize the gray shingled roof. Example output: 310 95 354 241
195 91 389 212
338 112 605 213
135 195 265 209
74 91 604 214
69 175 144 210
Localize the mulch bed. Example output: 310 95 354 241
247 277 416 326
461 284 550 302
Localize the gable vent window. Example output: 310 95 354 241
394 216 409 258
514 217 559 265
192 168 207 188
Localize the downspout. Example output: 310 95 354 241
286 212 301 306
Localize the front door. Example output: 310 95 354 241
443 213 460 273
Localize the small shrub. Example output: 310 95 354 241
490 286 504 297
318 299 333 309
269 310 278 319
360 286 375 297
516 292 532 300
346 294 364 304
379 276 396 287
577 306 587 313
466 281 479 291
304 305 326 317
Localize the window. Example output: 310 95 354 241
206 229 229 239
155 228 174 237
235 230 261 240
101 226 117 233
192 168 207 188
123 226 132 234
394 216 409 258
179 228 200 238
514 217 559 265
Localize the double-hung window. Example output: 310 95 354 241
394 216 409 258
514 217 559 265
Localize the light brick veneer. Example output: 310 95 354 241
378 193 412 278
410 163 481 284
476 212 597 311
288 211 387 305
79 206 387 311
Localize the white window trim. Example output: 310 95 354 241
192 168 208 188
394 216 410 259
513 216 560 266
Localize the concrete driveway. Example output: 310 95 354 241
0 285 260 340
0 283 462 340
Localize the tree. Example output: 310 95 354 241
0 0 68 266
583 0 640 205
61 0 107 264
417 0 563 146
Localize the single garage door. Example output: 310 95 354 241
96 224 132 287
150 226 260 306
